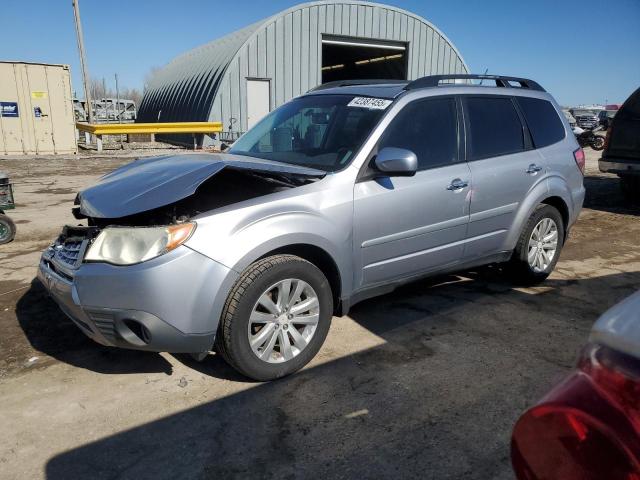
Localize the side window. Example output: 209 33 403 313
516 97 565 148
465 97 524 160
378 97 458 170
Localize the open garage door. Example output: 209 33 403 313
321 36 407 84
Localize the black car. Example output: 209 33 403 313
598 109 617 129
599 87 640 201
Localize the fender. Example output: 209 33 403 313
186 205 354 294
547 173 582 227
503 174 574 251
502 177 550 251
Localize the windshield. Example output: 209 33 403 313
229 94 389 172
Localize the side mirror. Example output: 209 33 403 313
374 147 418 177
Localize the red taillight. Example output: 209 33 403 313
573 148 586 175
511 344 640 480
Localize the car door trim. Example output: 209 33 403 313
361 214 469 248
363 230 507 270
469 202 519 223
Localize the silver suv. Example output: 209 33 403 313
39 74 586 380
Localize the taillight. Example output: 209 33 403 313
511 344 640 480
573 148 586 175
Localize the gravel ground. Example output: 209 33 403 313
0 147 638 479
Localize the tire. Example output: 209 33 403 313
215 254 333 381
591 136 605 151
509 205 564 285
0 214 16 245
620 176 640 203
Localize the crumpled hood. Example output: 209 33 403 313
77 153 326 218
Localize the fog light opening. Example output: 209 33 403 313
123 319 152 345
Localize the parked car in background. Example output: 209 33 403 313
38 74 585 381
562 109 577 128
571 108 599 129
599 87 640 201
511 290 640 480
598 109 617 129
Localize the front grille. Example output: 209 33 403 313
48 225 99 271
55 240 84 267
576 116 597 128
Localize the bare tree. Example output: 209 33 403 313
89 77 107 100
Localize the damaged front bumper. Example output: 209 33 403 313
38 237 238 353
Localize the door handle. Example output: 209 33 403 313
526 164 543 174
447 178 469 191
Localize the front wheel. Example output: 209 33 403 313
0 214 16 244
215 255 333 381
509 205 564 285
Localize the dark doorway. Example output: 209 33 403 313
321 37 407 83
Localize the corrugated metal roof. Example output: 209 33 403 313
138 1 469 146
137 20 262 123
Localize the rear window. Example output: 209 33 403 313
465 97 524 160
516 97 565 148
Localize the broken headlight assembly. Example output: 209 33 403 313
84 223 196 266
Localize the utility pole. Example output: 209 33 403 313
72 0 94 124
115 73 120 122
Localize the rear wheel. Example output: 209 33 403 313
215 255 333 381
0 214 16 244
509 205 564 285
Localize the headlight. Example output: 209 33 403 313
85 223 196 265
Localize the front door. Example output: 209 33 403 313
353 96 471 289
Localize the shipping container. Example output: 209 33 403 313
0 61 77 155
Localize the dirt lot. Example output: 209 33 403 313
0 148 638 479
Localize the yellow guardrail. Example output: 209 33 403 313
76 122 223 151
76 121 223 135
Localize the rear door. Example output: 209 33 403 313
463 95 544 258
353 96 471 288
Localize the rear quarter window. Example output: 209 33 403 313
516 97 565 148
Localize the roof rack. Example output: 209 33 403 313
308 79 407 92
404 74 546 92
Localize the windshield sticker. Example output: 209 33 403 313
347 97 392 110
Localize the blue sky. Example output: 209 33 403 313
2 0 638 106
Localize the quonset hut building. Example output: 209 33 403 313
137 1 468 146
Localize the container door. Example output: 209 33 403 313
46 65 76 154
0 63 25 154
246 79 271 130
25 64 55 154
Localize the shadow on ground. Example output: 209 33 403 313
583 175 640 216
14 280 173 375
43 270 639 480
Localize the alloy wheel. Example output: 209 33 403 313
527 218 559 273
247 278 320 364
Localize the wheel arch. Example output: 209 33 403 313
540 195 570 239
256 243 343 316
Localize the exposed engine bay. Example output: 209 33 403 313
71 153 326 228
